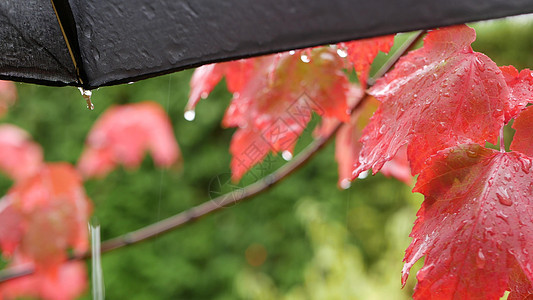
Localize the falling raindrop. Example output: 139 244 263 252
336 49 348 58
340 178 351 189
184 110 196 121
89 219 105 299
300 54 310 63
281 150 293 161
78 87 94 110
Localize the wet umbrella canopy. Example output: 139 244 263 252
1 0 533 89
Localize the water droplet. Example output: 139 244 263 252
413 94 418 98
503 173 512 182
200 92 209 99
476 57 486 72
476 249 486 269
127 81 135 85
358 170 369 179
496 188 512 206
340 178 351 189
466 149 479 158
436 122 446 134
521 158 532 173
379 124 386 134
281 150 293 161
300 54 310 63
78 87 94 110
184 110 196 121
496 211 509 223
526 263 533 275
336 49 348 58
289 50 296 55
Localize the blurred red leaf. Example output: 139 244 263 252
78 101 181 178
339 35 395 88
0 124 43 181
0 81 17 118
404 144 533 299
0 256 87 300
1 163 91 269
0 197 24 256
355 25 511 177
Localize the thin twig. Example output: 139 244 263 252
0 30 425 283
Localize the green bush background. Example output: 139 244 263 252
0 18 532 299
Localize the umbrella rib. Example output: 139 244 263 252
50 0 87 87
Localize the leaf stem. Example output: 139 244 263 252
500 126 505 152
0 30 426 284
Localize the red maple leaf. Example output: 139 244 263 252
317 95 411 188
355 25 511 177
500 65 533 122
0 80 17 118
189 48 351 181
0 124 43 181
0 255 87 300
78 101 181 178
511 105 533 157
404 143 533 299
186 59 254 111
1 163 91 269
339 35 395 88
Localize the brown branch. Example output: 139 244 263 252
0 30 425 283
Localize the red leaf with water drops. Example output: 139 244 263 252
2 163 91 269
500 65 533 122
379 145 411 185
511 105 533 157
199 48 351 181
339 35 395 88
0 80 17 118
78 101 181 179
355 25 510 178
188 63 225 110
0 256 87 300
0 124 43 181
186 60 254 111
322 95 411 188
404 143 533 299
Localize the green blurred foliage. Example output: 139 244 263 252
0 16 532 300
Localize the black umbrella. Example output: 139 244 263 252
1 0 533 90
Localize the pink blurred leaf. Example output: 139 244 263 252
0 256 87 300
0 124 43 181
78 101 181 178
4 163 91 268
